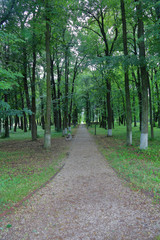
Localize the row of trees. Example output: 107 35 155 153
0 0 160 149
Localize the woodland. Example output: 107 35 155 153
0 0 160 150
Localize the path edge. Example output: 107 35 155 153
0 164 65 218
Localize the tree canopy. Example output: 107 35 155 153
0 0 160 149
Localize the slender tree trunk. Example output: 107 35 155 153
155 70 160 127
20 91 27 132
148 75 154 139
133 92 137 127
9 116 12 130
132 25 142 130
151 71 156 127
68 60 78 129
121 0 132 145
102 98 107 129
136 0 148 149
132 70 142 130
14 93 18 132
31 31 37 141
57 70 61 130
56 56 62 131
4 94 9 138
23 44 31 130
44 0 51 149
38 77 45 130
106 79 112 136
51 55 58 130
86 92 90 126
64 46 69 134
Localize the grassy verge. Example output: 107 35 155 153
0 126 75 215
89 124 160 202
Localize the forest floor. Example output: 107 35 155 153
0 125 160 240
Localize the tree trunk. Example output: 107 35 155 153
133 92 137 127
20 91 27 132
51 54 58 130
132 25 142 130
64 46 69 134
120 0 132 145
23 44 31 130
38 77 45 130
136 0 148 149
68 60 78 129
106 79 112 136
132 70 142 130
31 28 37 141
148 75 154 139
9 116 12 130
4 94 9 138
44 0 52 149
56 52 62 131
86 92 90 126
155 70 160 128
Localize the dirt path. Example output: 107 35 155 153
0 125 160 240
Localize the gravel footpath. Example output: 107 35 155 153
0 125 160 240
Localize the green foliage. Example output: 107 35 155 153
0 68 22 90
0 100 32 118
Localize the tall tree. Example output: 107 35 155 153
135 0 148 149
120 0 132 145
44 0 52 149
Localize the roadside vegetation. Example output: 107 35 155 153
0 126 72 215
89 124 160 202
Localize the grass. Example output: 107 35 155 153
89 123 160 202
0 126 73 215
0 125 63 141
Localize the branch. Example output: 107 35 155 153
83 25 103 39
109 27 118 55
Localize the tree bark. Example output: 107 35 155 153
4 94 9 138
132 25 142 130
136 0 148 149
20 91 27 132
56 57 62 131
120 0 132 145
23 44 31 130
68 60 78 129
155 77 160 128
44 0 52 149
51 54 58 130
106 78 112 136
31 22 37 141
148 75 154 139
64 46 69 134
38 77 45 130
